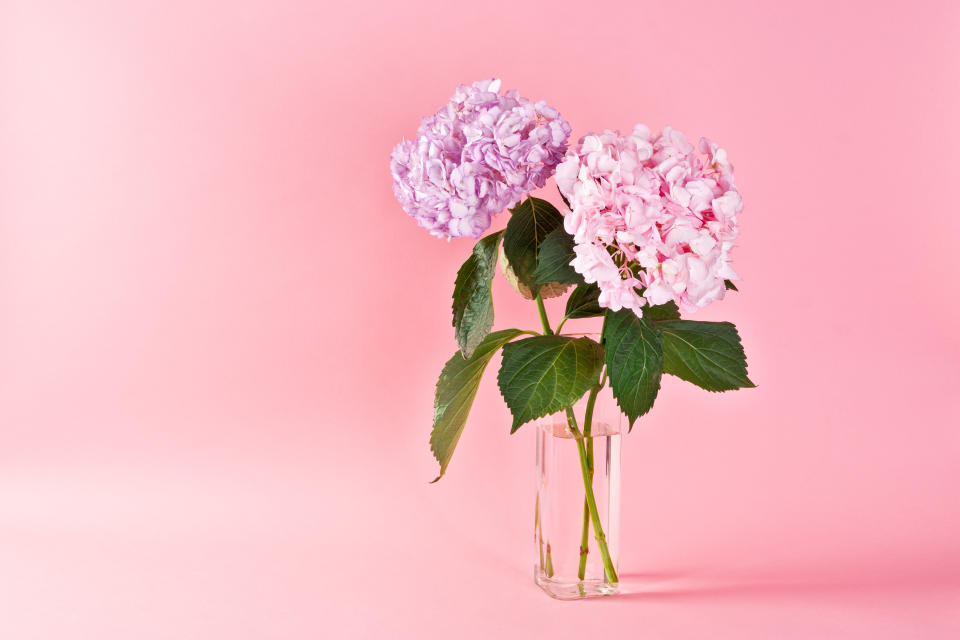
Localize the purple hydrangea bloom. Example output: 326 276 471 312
390 79 572 239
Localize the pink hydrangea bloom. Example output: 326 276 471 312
556 125 742 317
390 79 571 239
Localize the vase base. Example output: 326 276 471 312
534 572 619 599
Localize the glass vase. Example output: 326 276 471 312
534 382 622 599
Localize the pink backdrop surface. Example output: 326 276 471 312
2 0 960 637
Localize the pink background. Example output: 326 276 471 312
3 0 960 637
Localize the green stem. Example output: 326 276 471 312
577 387 600 580
577 499 589 593
575 435 617 583
576 379 603 582
547 300 616 585
565 405 618 584
535 294 553 335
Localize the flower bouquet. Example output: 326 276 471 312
391 79 754 598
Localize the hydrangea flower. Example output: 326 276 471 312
390 79 571 239
556 125 742 317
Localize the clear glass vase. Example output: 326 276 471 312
534 381 622 599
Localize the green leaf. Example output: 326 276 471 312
498 335 604 433
533 227 583 286
502 197 564 296
557 186 570 209
430 329 526 482
725 280 739 292
660 321 755 392
602 309 663 429
563 284 603 320
452 231 502 358
645 300 681 322
498 243 569 301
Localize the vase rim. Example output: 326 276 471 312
537 419 622 439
